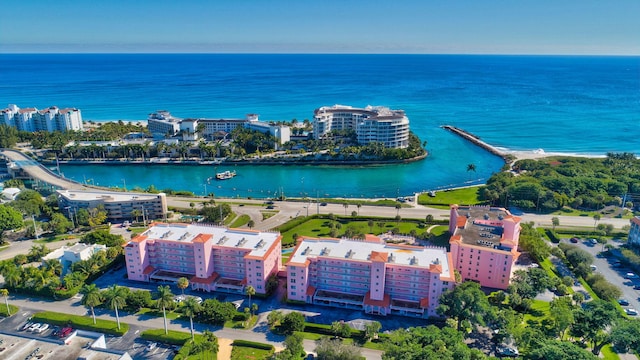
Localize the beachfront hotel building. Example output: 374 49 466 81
124 223 282 295
286 236 454 318
313 105 410 149
56 189 167 222
628 216 640 246
147 110 181 136
449 205 522 290
1 104 83 132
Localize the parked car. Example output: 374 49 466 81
570 237 580 243
626 272 638 279
320 202 328 206
589 238 598 245
496 346 519 357
146 342 158 351
58 326 73 338
633 284 640 290
28 323 42 332
20 321 34 331
590 265 597 271
618 299 630 306
626 308 638 316
34 324 49 334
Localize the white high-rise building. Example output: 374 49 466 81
0 104 83 132
313 105 410 149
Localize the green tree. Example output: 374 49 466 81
315 337 362 360
437 281 491 332
0 124 19 148
549 296 575 339
267 310 283 328
177 277 189 295
364 321 381 341
570 300 619 355
526 340 598 360
0 204 23 241
182 297 202 340
81 230 125 247
282 333 305 358
383 325 482 360
0 288 11 315
280 311 305 335
155 285 174 335
610 319 640 353
245 285 256 308
103 284 127 330
592 214 601 232
331 321 352 338
551 217 560 231
247 219 255 229
48 213 73 235
43 258 62 277
81 284 103 325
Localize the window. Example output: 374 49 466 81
291 285 296 290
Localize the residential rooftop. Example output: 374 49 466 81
290 237 451 277
57 189 164 202
135 223 280 258
452 205 515 247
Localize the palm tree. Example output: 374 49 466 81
395 204 401 217
155 285 174 335
343 203 348 215
202 329 219 355
356 203 362 216
43 258 63 277
0 288 11 315
182 297 201 340
104 284 127 330
2 265 21 288
245 285 256 308
81 284 103 325
177 277 189 295
593 214 601 232
131 209 142 223
551 217 560 231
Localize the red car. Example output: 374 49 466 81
58 326 73 338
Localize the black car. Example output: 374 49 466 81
619 299 630 306
570 237 579 243
633 284 640 290
320 202 328 206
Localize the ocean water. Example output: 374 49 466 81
1 54 639 198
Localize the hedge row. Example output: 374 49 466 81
303 322 364 338
545 229 561 243
141 329 202 345
232 339 274 351
32 311 128 336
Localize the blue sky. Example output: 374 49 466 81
2 0 639 54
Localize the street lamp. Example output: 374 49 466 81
122 178 127 191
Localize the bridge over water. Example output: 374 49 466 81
1 149 90 191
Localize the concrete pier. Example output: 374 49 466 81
442 125 512 163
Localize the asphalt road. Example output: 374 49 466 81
2 294 383 360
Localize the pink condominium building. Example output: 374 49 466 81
125 223 281 295
449 205 522 290
286 236 454 318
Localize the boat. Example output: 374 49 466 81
215 170 236 180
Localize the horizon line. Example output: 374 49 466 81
2 52 640 57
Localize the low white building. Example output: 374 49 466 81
57 189 167 222
42 243 107 275
1 187 21 201
629 216 640 246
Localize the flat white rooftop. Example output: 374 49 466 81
291 238 451 277
57 189 163 202
140 223 279 258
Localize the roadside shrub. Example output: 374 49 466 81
141 329 201 345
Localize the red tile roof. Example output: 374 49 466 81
190 272 220 284
142 265 155 275
364 291 391 307
370 251 388 262
306 285 316 296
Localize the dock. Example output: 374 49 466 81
442 125 512 163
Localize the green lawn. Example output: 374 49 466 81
225 314 258 329
523 299 551 324
229 214 251 228
0 304 19 317
280 218 432 247
601 344 622 360
137 307 181 320
418 186 483 207
230 344 274 360
34 234 79 244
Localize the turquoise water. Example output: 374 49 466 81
2 54 639 198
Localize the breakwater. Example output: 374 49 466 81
441 125 511 163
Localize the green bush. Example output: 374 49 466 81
231 339 274 351
32 311 128 336
545 229 560 243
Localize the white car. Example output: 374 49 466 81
626 308 638 316
146 342 158 351
28 323 42 332
34 323 49 333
